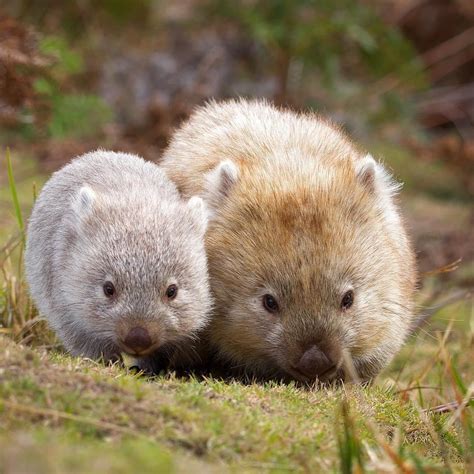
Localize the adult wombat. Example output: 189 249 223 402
161 100 416 382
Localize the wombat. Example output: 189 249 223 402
161 99 416 383
25 150 211 369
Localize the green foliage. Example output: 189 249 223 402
96 0 154 24
22 35 113 140
39 36 84 77
208 0 423 85
205 0 426 103
9 0 155 34
47 94 112 139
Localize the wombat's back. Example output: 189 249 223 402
161 99 359 197
43 150 177 200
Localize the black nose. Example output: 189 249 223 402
124 327 152 353
292 345 335 379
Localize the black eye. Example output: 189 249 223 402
166 284 178 300
103 281 115 298
262 294 279 313
341 290 354 310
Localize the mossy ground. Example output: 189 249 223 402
0 333 471 473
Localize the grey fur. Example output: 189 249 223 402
25 150 211 366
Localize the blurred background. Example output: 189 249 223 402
0 0 473 298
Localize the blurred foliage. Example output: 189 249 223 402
45 94 112 140
39 36 83 78
204 0 427 102
6 0 155 36
2 0 472 199
32 36 112 139
0 20 112 141
2 0 429 139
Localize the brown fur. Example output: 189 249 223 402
161 99 416 382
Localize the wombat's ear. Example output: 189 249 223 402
72 186 96 219
355 154 401 196
203 160 239 214
186 196 208 235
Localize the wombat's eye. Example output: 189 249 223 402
166 284 178 300
341 290 354 310
103 281 115 298
262 294 279 313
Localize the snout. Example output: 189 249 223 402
290 344 342 381
120 326 155 356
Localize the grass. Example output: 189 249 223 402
0 336 471 473
5 148 25 243
0 150 46 259
1 149 473 473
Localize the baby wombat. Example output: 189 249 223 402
25 150 211 367
161 99 416 383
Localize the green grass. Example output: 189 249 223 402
5 148 25 243
0 151 46 243
1 148 473 473
0 336 470 473
0 432 173 474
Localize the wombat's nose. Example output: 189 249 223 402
293 345 335 379
124 327 152 353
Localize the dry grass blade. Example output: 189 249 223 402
422 259 462 277
395 386 441 394
423 396 474 414
443 385 474 432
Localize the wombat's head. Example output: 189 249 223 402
205 155 416 383
61 186 211 358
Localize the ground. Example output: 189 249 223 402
0 334 471 473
